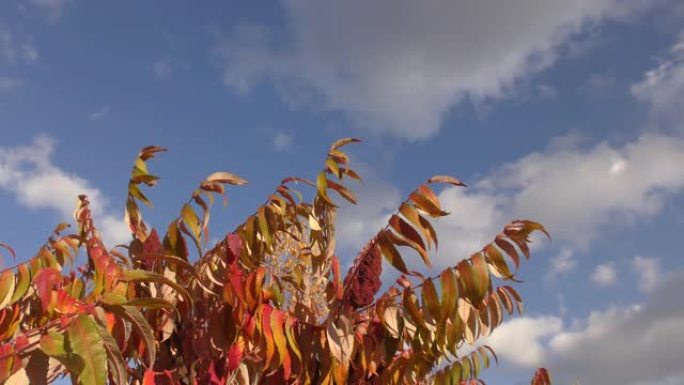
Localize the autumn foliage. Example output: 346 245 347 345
0 139 552 385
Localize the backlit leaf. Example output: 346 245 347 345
181 204 201 242
10 264 30 304
329 137 361 151
426 175 466 187
378 233 409 275
0 270 15 309
67 314 108 385
107 305 156 367
421 279 441 321
205 171 248 185
96 324 127 385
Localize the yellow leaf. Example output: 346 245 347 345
205 171 248 185
181 204 201 241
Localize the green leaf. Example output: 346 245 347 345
67 314 108 385
10 264 30 304
40 331 67 357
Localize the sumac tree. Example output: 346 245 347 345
0 140 552 385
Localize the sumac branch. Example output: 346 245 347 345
0 139 552 385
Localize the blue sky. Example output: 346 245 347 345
1 1 684 384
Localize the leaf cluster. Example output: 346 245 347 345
0 139 551 385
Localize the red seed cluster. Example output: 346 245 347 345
141 229 162 268
143 229 162 255
345 241 382 308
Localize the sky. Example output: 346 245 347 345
1 1 684 384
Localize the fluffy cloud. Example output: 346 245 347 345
216 0 654 139
335 171 401 260
477 133 684 248
422 133 684 270
591 262 618 286
334 132 684 271
546 272 684 385
480 316 563 367
632 32 684 132
0 28 38 65
480 272 684 385
432 187 506 265
632 256 662 292
0 136 130 245
547 248 577 280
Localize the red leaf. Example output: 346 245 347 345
226 338 244 373
33 268 61 310
531 368 552 385
226 233 243 264
0 243 16 260
143 369 156 385
208 361 225 385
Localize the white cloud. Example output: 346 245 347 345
591 262 618 286
216 0 654 140
272 131 293 151
480 272 684 385
19 37 40 63
88 105 109 121
334 132 684 272
153 60 172 80
433 187 506 265
335 168 401 258
481 316 563 368
546 272 684 385
478 134 684 248
26 0 72 20
418 133 684 270
547 248 577 280
632 256 662 292
0 76 22 93
632 32 684 133
1 28 39 65
0 136 130 245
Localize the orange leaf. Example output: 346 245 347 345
427 175 466 187
143 369 156 385
329 137 361 151
409 185 448 217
